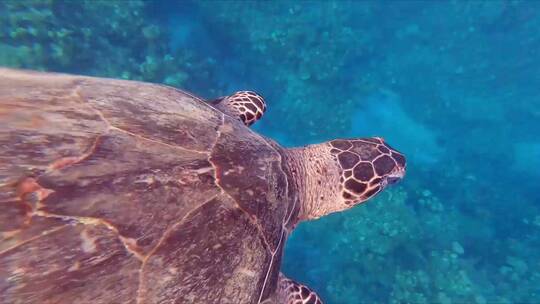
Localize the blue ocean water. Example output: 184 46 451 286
1 1 539 303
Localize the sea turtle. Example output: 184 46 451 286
0 68 406 304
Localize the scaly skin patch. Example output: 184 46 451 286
330 137 406 204
276 273 323 304
215 91 266 126
283 137 405 222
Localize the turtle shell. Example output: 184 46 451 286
0 69 296 303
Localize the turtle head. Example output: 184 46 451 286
213 91 266 126
285 137 406 221
329 137 406 205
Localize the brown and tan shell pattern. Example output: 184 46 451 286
0 69 295 304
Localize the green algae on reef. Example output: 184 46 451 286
0 0 204 88
1 0 540 303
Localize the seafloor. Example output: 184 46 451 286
1 1 539 303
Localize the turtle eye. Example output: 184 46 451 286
224 91 266 126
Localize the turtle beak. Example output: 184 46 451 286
386 175 402 186
383 164 405 188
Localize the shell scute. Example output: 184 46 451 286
76 79 223 152
36 129 220 255
0 223 140 303
139 195 270 303
210 118 288 252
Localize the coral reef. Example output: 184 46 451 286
0 0 207 88
195 1 379 143
1 1 540 303
287 186 539 303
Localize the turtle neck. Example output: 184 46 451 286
283 143 347 222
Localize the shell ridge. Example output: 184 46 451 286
0 224 68 257
257 229 286 304
207 114 274 254
247 135 292 225
265 140 289 224
86 103 208 154
75 83 209 156
136 192 221 304
208 112 225 157
157 84 207 104
31 210 145 261
219 189 272 252
207 112 229 193
257 138 295 303
207 122 291 303
29 83 111 177
45 132 106 174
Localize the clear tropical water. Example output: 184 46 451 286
1 1 539 303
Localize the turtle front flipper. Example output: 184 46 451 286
276 273 323 304
211 91 266 126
